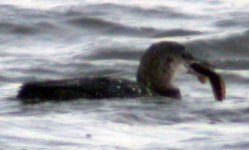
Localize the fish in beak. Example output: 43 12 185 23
187 60 226 101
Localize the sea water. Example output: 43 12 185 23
0 0 249 149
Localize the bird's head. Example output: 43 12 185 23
137 41 225 101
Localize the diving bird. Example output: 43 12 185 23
17 41 225 103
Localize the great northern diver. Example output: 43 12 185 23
17 41 225 103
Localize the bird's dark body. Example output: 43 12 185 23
18 77 153 103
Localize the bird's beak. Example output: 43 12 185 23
186 60 226 101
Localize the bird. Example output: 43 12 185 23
17 41 225 104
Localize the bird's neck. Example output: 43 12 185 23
137 69 181 99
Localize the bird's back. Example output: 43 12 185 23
18 77 153 103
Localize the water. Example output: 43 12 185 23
1 0 249 149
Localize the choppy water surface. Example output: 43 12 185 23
1 0 249 149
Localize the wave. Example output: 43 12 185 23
0 22 41 35
63 3 193 19
186 30 249 61
66 15 204 38
215 12 249 28
154 29 203 37
0 5 59 36
0 3 205 39
79 47 143 61
67 17 117 29
66 16 160 37
214 59 249 70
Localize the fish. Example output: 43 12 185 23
190 63 226 101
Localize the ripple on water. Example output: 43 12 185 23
1 0 249 149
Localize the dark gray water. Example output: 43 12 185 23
1 0 249 149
